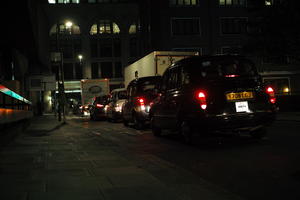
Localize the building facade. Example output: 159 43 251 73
31 0 298 111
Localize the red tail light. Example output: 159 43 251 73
266 86 276 104
137 97 145 106
196 91 207 110
137 97 146 111
96 104 104 108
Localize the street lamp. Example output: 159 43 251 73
55 20 74 123
78 54 83 62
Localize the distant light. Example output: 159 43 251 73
283 87 290 93
78 54 83 60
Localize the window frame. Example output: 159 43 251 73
219 0 247 7
219 17 248 35
171 17 201 36
169 0 199 6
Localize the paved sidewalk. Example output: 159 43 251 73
0 114 243 200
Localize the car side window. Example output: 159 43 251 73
161 69 170 91
167 66 180 90
127 86 132 98
113 92 117 101
180 65 190 86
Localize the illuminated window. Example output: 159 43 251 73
49 23 81 35
265 0 273 6
48 0 56 3
113 23 120 34
171 18 200 36
129 24 137 34
170 0 199 6
58 0 70 3
90 24 98 35
89 20 120 35
99 20 111 34
220 17 247 34
219 0 246 6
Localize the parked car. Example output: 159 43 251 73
150 55 277 143
122 76 161 129
80 104 92 116
89 95 110 120
106 88 127 122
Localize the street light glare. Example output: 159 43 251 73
78 54 83 60
65 21 73 28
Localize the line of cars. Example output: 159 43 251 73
89 55 278 143
89 88 127 121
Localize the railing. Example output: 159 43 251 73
0 84 33 125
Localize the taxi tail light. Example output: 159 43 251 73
266 86 276 104
137 97 145 106
96 104 104 108
196 91 207 110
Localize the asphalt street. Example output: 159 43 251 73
0 113 299 200
67 113 300 200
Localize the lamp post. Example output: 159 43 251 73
56 20 73 123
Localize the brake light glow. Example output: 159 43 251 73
96 104 104 108
196 91 207 110
139 98 144 104
266 86 276 104
225 74 239 78
137 97 145 111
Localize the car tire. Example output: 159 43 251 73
151 117 161 137
90 114 94 121
250 127 267 139
180 121 193 144
133 113 144 130
123 119 129 126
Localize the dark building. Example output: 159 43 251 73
0 1 39 98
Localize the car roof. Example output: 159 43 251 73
173 54 248 66
128 76 161 85
111 88 126 93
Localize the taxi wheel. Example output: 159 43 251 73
151 117 161 136
123 118 129 127
180 121 193 144
133 114 144 130
90 114 94 121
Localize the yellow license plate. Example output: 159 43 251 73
226 91 254 101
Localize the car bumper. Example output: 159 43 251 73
92 110 106 118
112 111 122 119
135 110 150 122
191 111 276 133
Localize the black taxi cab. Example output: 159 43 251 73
149 55 277 143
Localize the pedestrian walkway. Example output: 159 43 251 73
0 114 243 200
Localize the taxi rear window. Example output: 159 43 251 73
188 58 257 79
